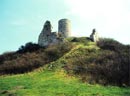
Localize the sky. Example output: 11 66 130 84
0 0 130 54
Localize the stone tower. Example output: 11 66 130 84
38 19 71 47
58 19 71 38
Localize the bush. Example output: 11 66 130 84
45 42 73 61
65 41 130 86
0 42 73 75
97 38 124 52
0 52 20 65
17 42 43 53
71 37 91 45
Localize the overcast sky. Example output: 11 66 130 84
0 0 130 54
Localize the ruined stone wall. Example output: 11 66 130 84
38 19 72 47
58 19 71 38
38 21 55 46
90 29 99 42
38 19 99 47
38 20 64 47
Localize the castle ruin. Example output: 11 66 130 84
58 19 71 38
90 29 99 42
38 19 99 47
38 19 71 47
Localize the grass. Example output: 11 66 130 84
0 69 130 96
0 38 130 96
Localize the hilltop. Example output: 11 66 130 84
0 37 130 96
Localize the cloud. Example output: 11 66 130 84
65 0 123 18
64 0 130 44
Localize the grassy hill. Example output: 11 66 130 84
0 70 130 96
0 37 130 96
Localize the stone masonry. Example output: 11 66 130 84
90 29 99 42
38 19 99 47
38 19 71 47
58 19 71 38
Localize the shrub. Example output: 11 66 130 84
0 42 73 75
0 52 20 65
65 42 130 86
17 42 43 53
71 37 91 45
97 38 124 52
45 42 73 61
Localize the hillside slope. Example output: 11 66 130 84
0 37 130 96
0 70 130 96
47 38 130 86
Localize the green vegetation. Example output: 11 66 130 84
0 37 130 96
0 70 130 96
0 42 73 74
47 38 130 86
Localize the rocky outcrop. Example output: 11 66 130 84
90 29 99 42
